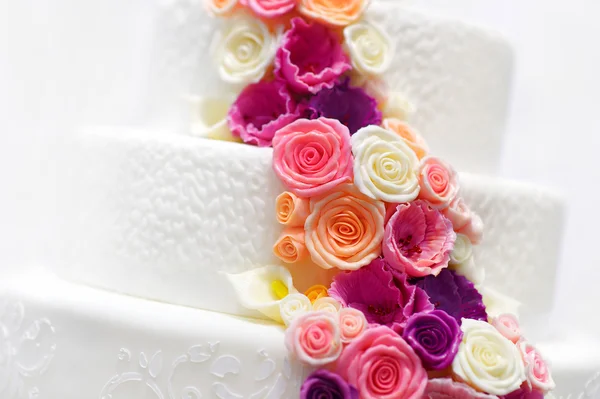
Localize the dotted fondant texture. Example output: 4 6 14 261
58 130 564 319
144 0 513 174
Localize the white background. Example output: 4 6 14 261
0 0 599 333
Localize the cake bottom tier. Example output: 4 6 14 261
1 273 598 399
0 273 305 399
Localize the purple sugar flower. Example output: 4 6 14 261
416 269 488 324
300 370 359 399
329 258 433 333
275 17 351 94
402 310 462 370
304 78 382 134
228 80 299 147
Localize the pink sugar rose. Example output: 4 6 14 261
418 156 459 209
443 197 484 245
240 0 296 18
518 341 556 394
272 117 353 198
338 307 368 344
424 378 499 399
285 311 342 367
492 314 522 344
275 17 351 94
383 200 456 278
337 325 427 399
228 80 300 147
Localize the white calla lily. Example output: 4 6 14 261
480 286 521 319
188 95 241 142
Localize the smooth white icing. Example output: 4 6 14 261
55 128 564 323
143 1 512 174
0 273 305 399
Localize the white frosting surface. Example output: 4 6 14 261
0 273 304 399
145 1 512 173
56 129 564 320
0 274 598 399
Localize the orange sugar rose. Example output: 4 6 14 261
382 118 429 160
273 227 308 264
275 191 310 227
304 285 329 303
298 0 370 27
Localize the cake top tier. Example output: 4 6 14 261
144 0 513 174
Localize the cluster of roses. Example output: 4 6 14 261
207 0 555 398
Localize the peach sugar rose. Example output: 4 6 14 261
305 183 385 271
299 0 370 27
382 118 429 160
273 227 309 264
276 191 310 227
206 0 239 16
418 156 459 209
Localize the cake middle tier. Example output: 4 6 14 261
57 128 564 320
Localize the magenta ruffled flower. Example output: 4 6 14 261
402 310 462 370
425 378 499 399
305 78 382 134
501 383 545 399
275 17 351 94
301 369 359 399
329 258 433 333
416 269 488 324
383 200 456 278
228 80 299 147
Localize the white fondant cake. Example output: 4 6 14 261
146 1 512 174
3 1 595 398
58 128 564 325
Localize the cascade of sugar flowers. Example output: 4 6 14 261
203 0 555 398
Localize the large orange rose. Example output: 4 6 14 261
305 184 385 270
298 0 370 27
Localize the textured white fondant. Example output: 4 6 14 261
145 1 512 173
57 129 564 321
0 274 305 399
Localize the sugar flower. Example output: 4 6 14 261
344 20 394 76
518 341 556 394
418 156 459 209
328 259 433 333
226 265 298 322
273 227 309 264
492 313 521 344
382 91 416 121
275 191 310 227
189 95 241 142
272 117 353 198
351 125 420 203
337 325 427 399
312 297 342 314
338 307 367 344
402 310 462 371
443 197 484 245
240 0 296 19
300 369 359 399
279 293 312 326
211 13 281 85
416 269 488 324
383 201 456 277
206 0 239 17
304 78 382 134
424 378 499 399
449 233 484 286
501 384 544 399
275 17 351 94
382 118 429 159
228 80 299 147
298 0 369 27
452 319 526 396
481 287 521 319
305 184 385 270
285 311 342 366
304 285 328 303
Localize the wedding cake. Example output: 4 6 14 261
1 1 598 398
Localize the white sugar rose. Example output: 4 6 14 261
211 14 281 85
344 20 394 76
279 293 312 326
481 287 521 319
383 91 416 121
312 297 342 314
449 233 484 286
351 125 420 203
452 319 526 396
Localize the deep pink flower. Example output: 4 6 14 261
275 17 351 94
383 200 456 277
328 259 433 333
424 378 499 399
228 80 299 147
501 383 544 399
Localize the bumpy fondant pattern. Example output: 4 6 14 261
147 0 512 173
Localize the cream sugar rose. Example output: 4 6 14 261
203 0 556 398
